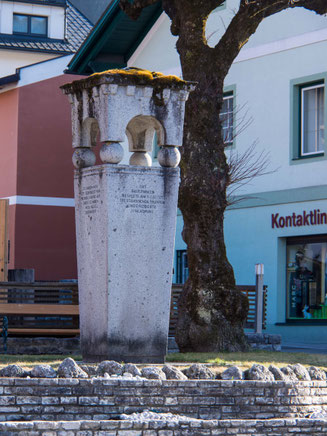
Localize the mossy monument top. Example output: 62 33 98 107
61 68 196 168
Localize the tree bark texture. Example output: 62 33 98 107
120 0 327 352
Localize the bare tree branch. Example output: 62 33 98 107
213 0 327 74
226 142 275 204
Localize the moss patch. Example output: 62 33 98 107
61 67 192 95
91 67 184 86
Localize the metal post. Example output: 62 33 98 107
255 263 264 334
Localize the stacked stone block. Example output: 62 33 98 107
1 418 327 435
0 379 327 422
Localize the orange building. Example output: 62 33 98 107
0 0 92 279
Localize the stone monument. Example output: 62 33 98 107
62 69 194 363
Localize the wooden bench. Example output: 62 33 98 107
0 282 267 338
0 282 79 336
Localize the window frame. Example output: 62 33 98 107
221 92 234 146
175 249 189 284
221 84 236 149
300 82 325 157
290 73 327 165
13 13 48 37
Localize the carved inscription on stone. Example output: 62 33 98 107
81 185 101 214
120 184 165 214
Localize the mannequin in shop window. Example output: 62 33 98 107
295 250 314 280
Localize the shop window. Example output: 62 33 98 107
176 250 189 284
220 92 234 146
287 236 327 320
13 14 48 37
301 83 324 156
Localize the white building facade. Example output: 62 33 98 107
125 2 327 346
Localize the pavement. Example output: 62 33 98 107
281 343 327 354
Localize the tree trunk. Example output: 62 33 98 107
175 39 249 352
119 0 327 353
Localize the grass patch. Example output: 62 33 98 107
0 351 326 372
166 350 327 371
0 355 82 370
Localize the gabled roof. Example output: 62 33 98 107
66 0 162 75
0 1 92 55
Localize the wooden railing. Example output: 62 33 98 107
0 281 267 337
236 285 268 330
169 284 267 337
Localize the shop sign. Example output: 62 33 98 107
271 209 327 229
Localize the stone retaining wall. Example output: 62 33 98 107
1 418 327 435
4 334 281 354
5 337 80 355
245 333 282 351
0 379 326 422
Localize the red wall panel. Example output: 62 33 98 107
17 75 77 198
14 204 77 280
0 89 19 197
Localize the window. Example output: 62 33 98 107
175 250 189 284
287 236 327 320
220 92 234 146
290 75 327 163
13 14 48 37
301 83 325 156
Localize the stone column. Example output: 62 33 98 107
62 70 195 363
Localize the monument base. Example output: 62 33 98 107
75 164 179 363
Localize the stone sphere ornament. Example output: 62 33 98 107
158 146 181 168
100 142 124 164
129 151 152 167
72 148 96 169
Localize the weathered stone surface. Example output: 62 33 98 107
141 367 166 380
0 365 25 378
162 365 187 380
267 334 282 345
244 364 274 381
122 364 142 377
183 364 215 380
57 358 88 378
245 333 282 352
290 363 311 381
268 365 288 381
96 361 123 376
79 364 97 377
246 333 265 344
220 366 243 380
0 378 326 422
5 337 80 355
75 165 180 363
280 366 298 382
31 365 57 378
308 366 327 381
